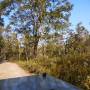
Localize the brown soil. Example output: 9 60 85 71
0 62 30 79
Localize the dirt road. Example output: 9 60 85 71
0 62 30 79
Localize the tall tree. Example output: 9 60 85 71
65 23 89 54
0 27 5 60
2 0 72 58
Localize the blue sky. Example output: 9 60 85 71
70 0 90 30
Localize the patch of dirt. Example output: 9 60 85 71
0 62 30 79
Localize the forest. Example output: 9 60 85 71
0 0 90 90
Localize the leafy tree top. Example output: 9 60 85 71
0 0 73 34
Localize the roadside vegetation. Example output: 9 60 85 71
0 0 90 90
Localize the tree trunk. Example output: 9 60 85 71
32 21 40 58
25 46 29 62
33 38 39 58
0 48 1 61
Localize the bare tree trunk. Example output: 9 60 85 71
32 19 40 58
26 51 29 62
24 46 28 62
33 38 39 58
18 52 20 61
0 48 1 61
32 24 40 58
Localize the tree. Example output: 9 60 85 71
0 0 13 26
65 23 89 54
0 27 5 61
3 0 72 58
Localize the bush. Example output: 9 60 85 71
17 52 90 90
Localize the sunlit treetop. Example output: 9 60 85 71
0 0 73 33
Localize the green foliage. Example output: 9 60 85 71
2 0 72 58
17 51 90 90
0 1 90 89
16 24 90 90
0 35 4 49
0 0 22 10
57 53 90 89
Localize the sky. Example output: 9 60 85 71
70 0 90 30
